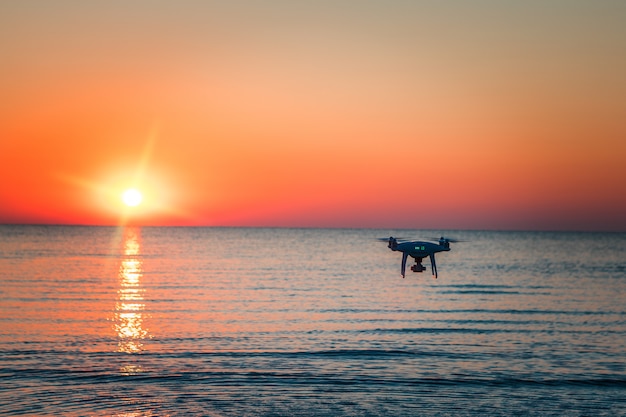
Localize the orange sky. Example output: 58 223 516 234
1 1 625 231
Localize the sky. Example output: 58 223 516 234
1 0 625 231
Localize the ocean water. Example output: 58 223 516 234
0 225 624 416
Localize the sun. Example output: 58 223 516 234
121 188 143 207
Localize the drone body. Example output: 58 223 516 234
384 236 456 278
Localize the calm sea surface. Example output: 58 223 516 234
0 226 624 416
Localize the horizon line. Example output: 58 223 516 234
0 222 623 234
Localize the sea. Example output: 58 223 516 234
0 225 624 416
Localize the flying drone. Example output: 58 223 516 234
379 236 461 278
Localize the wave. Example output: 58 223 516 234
5 363 626 390
315 307 626 316
363 327 626 336
436 290 544 295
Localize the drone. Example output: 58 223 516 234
379 236 461 278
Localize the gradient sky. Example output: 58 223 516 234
1 1 625 231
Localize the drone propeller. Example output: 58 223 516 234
375 237 410 242
426 236 466 243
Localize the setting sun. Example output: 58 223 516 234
122 189 143 207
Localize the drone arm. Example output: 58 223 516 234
429 253 438 278
401 252 408 278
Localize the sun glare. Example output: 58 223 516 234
122 188 143 207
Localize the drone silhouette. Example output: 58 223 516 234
379 236 461 278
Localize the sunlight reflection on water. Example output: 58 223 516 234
114 228 149 355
